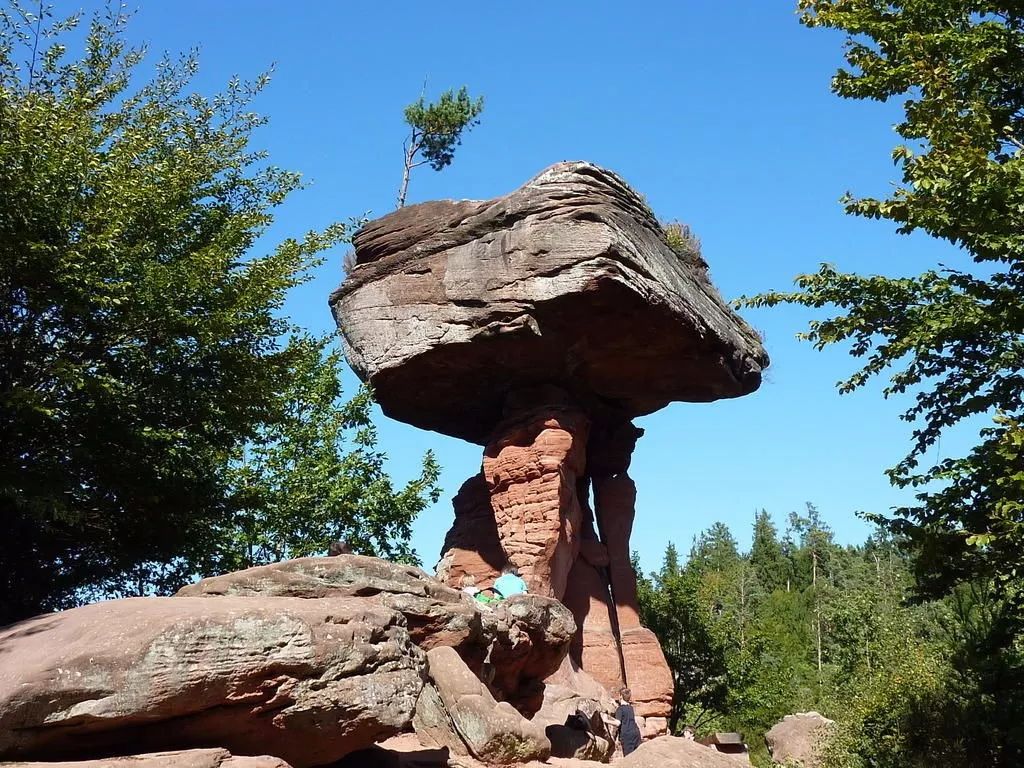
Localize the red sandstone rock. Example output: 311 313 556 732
593 472 673 722
518 735 756 767
413 647 550 764
331 162 770 740
593 472 642 630
0 557 577 767
435 473 506 590
177 554 478 651
620 627 674 720
331 162 768 445
1 750 291 768
0 595 423 767
560 553 624 695
482 404 589 599
765 712 835 767
177 556 574 714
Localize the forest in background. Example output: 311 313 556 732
3 3 1023 766
637 507 1024 767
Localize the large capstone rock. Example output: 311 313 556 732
0 595 424 767
177 555 574 712
331 161 768 444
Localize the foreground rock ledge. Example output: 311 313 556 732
0 556 574 767
2 749 291 768
331 161 768 445
0 594 422 766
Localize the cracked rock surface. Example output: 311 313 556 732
330 161 768 444
0 593 423 767
0 556 574 768
178 555 575 715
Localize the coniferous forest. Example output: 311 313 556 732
637 507 1024 766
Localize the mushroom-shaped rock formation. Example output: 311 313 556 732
330 161 768 737
332 161 766 445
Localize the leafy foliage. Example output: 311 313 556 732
636 544 730 733
0 5 440 621
224 336 441 570
662 220 704 271
638 512 1024 766
396 85 483 208
741 1 1024 607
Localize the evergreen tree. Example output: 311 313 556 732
396 86 484 208
751 510 789 594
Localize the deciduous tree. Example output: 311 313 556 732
0 5 440 621
743 0 1024 609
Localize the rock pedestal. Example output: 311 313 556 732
331 161 770 737
437 402 673 727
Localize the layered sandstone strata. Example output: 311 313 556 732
330 161 768 734
0 557 573 767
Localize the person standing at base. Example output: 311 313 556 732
614 687 642 756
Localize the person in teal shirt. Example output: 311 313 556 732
493 567 527 598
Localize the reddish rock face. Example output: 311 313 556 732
333 162 771 740
0 595 423 767
434 473 505 591
765 712 835 767
0 557 574 767
562 550 624 695
331 162 768 445
482 404 588 599
437 406 672 731
1 750 292 768
620 628 675 719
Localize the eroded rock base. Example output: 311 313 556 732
437 390 674 733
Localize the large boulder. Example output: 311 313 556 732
615 736 757 767
177 555 574 712
0 595 423 767
331 161 768 445
765 712 835 767
413 646 550 764
176 555 479 650
1 750 291 768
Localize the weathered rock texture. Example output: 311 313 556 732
177 555 574 715
0 557 573 768
0 595 422 767
332 162 766 445
764 712 835 767
1 750 291 768
438 397 589 600
331 161 769 738
338 732 744 768
413 646 550 764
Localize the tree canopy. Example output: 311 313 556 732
0 5 439 622
638 511 1023 766
744 1 1024 610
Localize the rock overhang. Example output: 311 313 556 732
330 161 768 444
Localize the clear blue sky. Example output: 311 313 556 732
74 1 975 572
